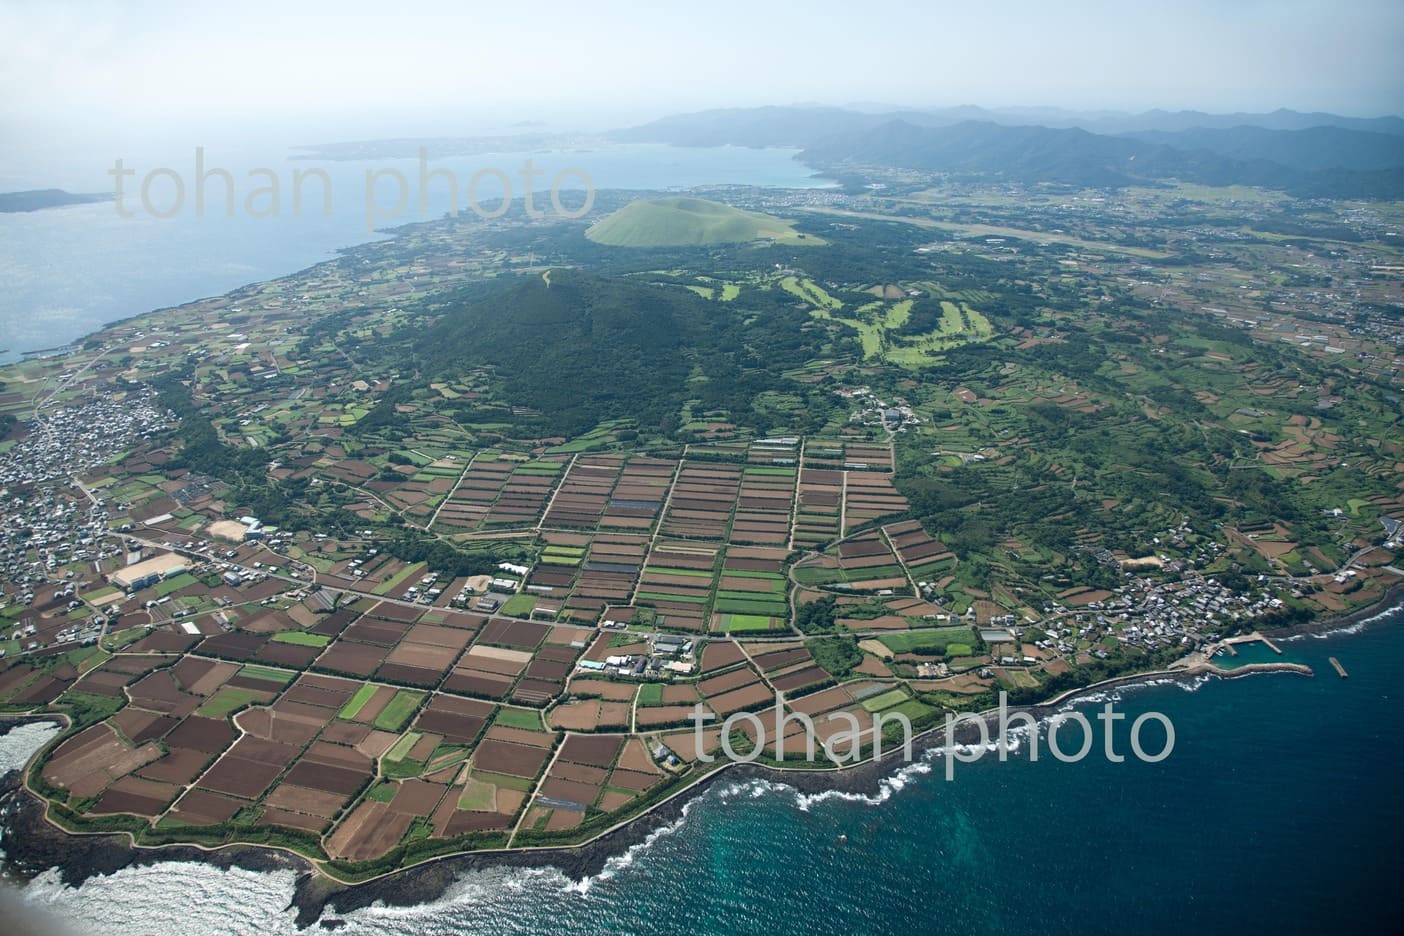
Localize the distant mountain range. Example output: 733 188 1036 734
614 105 1404 145
610 106 1404 197
902 105 1404 137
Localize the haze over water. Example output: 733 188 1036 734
0 143 828 362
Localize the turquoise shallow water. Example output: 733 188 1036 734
11 601 1401 935
1207 638 1285 668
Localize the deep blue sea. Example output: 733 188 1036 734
0 142 829 362
5 603 1401 935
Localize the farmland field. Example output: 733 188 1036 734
8 153 1404 879
374 690 426 732
860 689 910 712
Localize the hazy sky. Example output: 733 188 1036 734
2 0 1401 145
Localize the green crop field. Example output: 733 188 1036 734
718 613 778 633
270 630 331 647
877 628 976 654
338 683 379 719
860 689 910 712
501 594 538 617
195 686 264 717
385 730 422 762
237 664 294 685
374 690 425 732
493 706 544 731
713 596 789 616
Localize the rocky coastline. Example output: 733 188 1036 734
0 588 1397 928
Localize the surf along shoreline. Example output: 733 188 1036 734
4 583 1399 928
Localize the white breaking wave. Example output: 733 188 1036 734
563 789 705 894
333 785 715 929
1283 598 1404 642
0 721 62 778
19 863 304 936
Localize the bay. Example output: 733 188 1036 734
0 143 827 362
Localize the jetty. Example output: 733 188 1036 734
1260 635 1283 655
1329 657 1348 678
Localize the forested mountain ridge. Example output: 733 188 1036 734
360 269 840 438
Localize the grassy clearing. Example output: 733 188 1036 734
781 276 843 312
372 562 427 596
458 778 498 810
501 594 538 617
881 699 938 723
587 197 822 247
366 782 398 803
155 573 198 596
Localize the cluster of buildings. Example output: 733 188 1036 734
0 389 170 624
0 386 169 491
837 387 921 434
1038 569 1288 660
577 633 697 679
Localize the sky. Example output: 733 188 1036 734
1 0 1401 151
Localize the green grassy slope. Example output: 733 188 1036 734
585 197 820 247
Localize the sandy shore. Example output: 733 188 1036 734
2 585 1399 928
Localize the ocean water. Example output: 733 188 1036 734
0 143 827 362
6 601 1401 935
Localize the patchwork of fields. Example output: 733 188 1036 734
21 570 942 874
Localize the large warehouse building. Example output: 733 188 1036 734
109 553 188 592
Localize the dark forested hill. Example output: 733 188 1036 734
403 269 836 437
1122 125 1404 173
798 119 1404 197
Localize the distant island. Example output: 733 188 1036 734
0 189 111 213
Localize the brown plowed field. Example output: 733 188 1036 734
264 783 348 818
472 739 550 778
559 734 623 768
